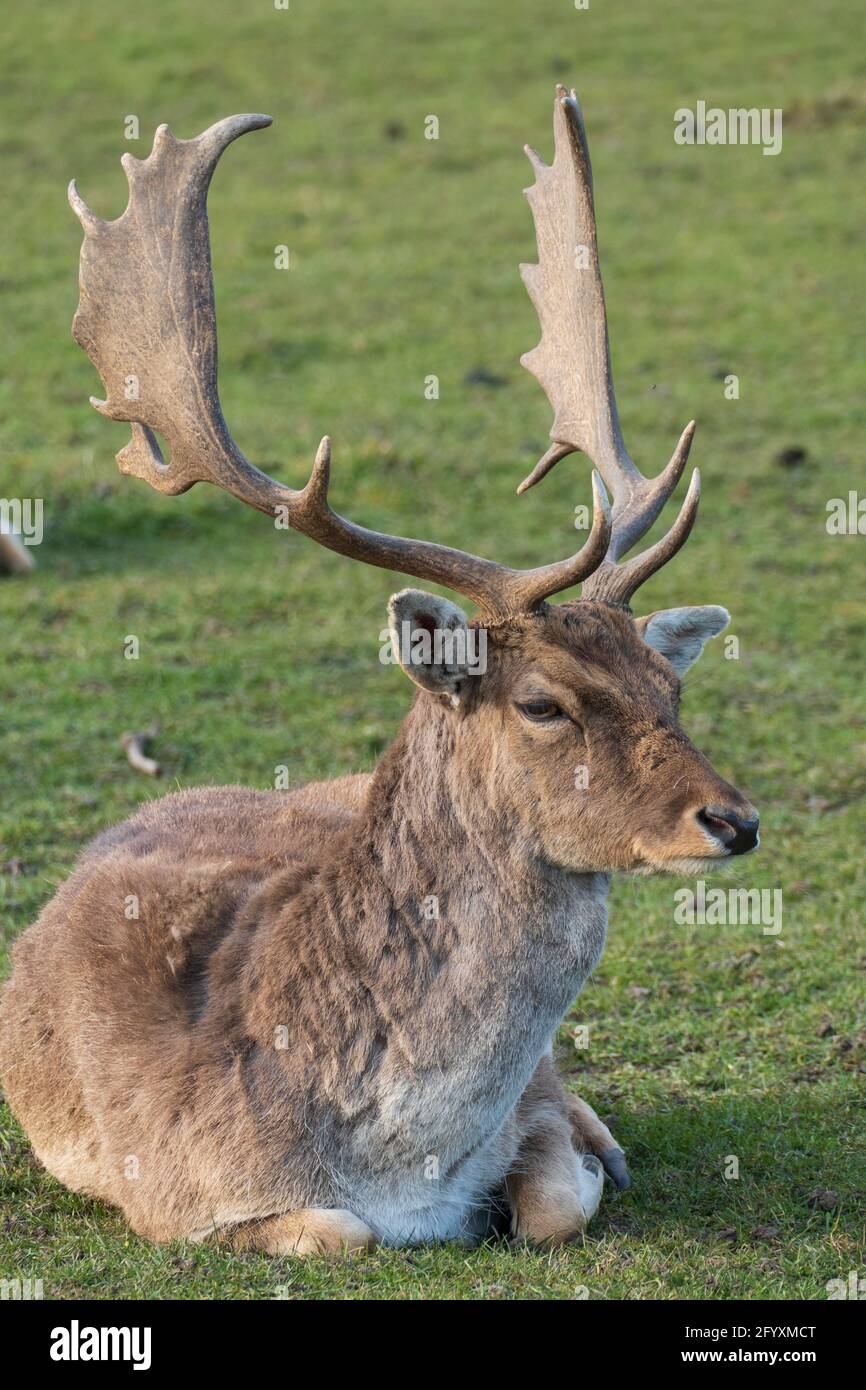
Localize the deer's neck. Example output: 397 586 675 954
355 699 609 1063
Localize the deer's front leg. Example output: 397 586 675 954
506 1055 629 1246
564 1091 631 1191
506 1107 604 1246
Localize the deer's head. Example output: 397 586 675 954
69 90 758 875
387 592 756 875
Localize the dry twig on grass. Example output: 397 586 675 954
120 724 162 777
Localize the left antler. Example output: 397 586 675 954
519 86 701 606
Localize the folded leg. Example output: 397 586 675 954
505 1053 628 1245
227 1208 377 1257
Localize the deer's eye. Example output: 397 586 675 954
517 700 563 723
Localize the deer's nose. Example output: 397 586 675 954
697 805 760 856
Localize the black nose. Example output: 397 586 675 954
698 805 760 856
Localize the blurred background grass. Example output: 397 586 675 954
0 0 864 1299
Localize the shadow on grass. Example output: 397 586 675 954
590 1085 855 1247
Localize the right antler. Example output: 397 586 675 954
69 114 612 621
519 87 701 607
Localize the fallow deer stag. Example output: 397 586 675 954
0 88 759 1254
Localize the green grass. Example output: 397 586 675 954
1 0 864 1300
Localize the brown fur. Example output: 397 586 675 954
0 601 755 1250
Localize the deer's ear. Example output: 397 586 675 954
636 605 729 676
387 589 473 703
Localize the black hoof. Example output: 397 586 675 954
599 1146 631 1190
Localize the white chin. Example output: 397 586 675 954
637 853 732 876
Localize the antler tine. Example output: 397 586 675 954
603 419 697 565
519 85 702 605
70 114 613 621
583 465 701 605
509 470 611 611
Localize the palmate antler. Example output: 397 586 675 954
519 86 701 606
68 113 612 621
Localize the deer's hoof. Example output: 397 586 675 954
599 1146 631 1190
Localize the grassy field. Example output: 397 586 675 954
1 0 864 1300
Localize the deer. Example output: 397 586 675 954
0 88 759 1256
